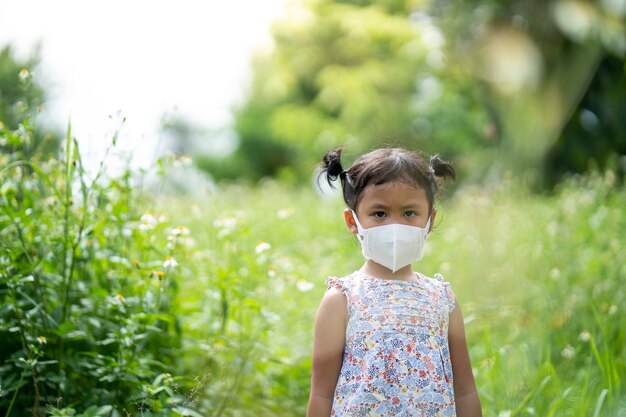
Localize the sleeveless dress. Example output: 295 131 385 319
326 270 457 417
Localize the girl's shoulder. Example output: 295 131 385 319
418 272 451 289
418 272 456 313
325 271 360 293
432 272 446 282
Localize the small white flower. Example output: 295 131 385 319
168 234 196 248
170 226 190 236
109 256 128 265
139 213 157 231
277 208 294 219
37 336 47 344
214 216 238 238
578 331 590 342
255 242 271 254
163 256 178 268
261 310 281 324
19 69 30 81
214 217 237 230
267 270 276 278
275 256 294 272
561 344 575 359
549 268 561 280
296 280 314 292
179 154 192 167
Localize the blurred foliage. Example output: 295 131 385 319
546 55 626 188
0 46 60 158
203 0 492 182
194 0 626 187
434 0 626 184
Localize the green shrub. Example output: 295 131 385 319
0 118 197 416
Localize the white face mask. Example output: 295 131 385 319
351 210 430 273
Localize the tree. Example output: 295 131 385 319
545 55 626 187
216 0 491 182
219 0 625 185
433 0 626 184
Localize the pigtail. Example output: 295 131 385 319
430 155 456 181
317 146 453 211
318 147 345 189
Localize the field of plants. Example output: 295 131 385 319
2 0 625 412
1 125 625 416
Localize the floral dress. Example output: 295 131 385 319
326 271 457 417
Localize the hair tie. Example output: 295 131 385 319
341 170 355 186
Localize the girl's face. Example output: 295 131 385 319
344 181 436 233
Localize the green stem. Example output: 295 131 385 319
61 123 74 323
5 365 27 417
58 122 74 399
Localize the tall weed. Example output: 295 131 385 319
0 115 197 416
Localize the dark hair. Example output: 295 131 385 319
318 147 455 213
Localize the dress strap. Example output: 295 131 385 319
325 276 346 293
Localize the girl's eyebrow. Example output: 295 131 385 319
366 202 424 210
366 203 390 210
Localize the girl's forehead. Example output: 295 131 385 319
360 181 429 203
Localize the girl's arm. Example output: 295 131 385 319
306 288 347 417
449 297 482 417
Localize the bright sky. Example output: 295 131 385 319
0 0 286 170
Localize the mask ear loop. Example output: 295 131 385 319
350 210 366 241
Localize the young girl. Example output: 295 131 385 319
307 147 482 417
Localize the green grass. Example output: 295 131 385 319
2 118 625 416
161 173 625 417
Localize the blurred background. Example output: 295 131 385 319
1 0 625 416
0 0 285 175
2 0 625 188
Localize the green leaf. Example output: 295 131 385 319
173 406 205 417
83 405 113 417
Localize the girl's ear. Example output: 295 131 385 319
428 207 438 234
344 208 358 235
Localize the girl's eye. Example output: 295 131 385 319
404 211 417 217
372 211 386 218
